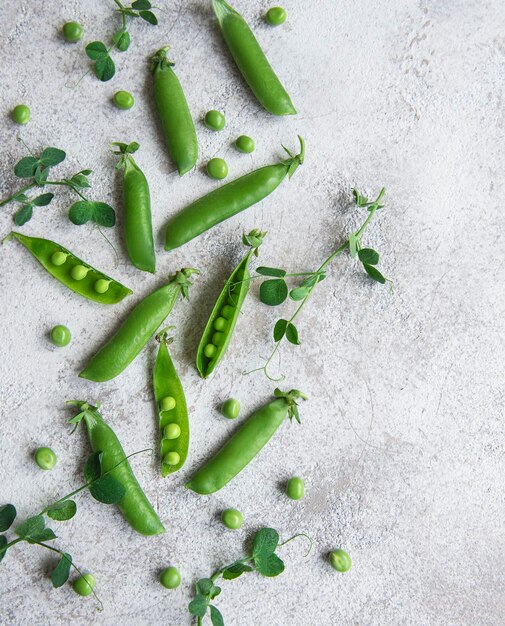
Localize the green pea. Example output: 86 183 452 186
221 398 240 420
50 251 68 266
329 549 352 572
113 90 135 110
213 316 227 332
160 396 176 412
207 158 228 180
203 344 217 358
50 325 71 347
160 566 181 589
94 279 110 294
265 6 287 26
235 135 255 153
212 331 225 346
163 451 180 466
221 304 235 319
12 104 30 125
221 508 243 530
62 21 84 42
163 423 181 440
70 265 88 281
73 573 95 596
286 476 304 500
34 447 57 470
204 110 225 131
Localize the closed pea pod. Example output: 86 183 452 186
4 231 132 304
112 142 155 273
196 230 265 377
68 401 164 536
164 137 304 251
152 47 198 176
186 388 307 495
80 268 198 382
153 329 189 477
213 0 296 116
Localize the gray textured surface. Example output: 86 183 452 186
0 0 504 624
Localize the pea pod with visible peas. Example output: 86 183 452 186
196 230 265 378
68 401 165 536
152 46 198 176
213 0 296 116
112 142 155 274
186 388 307 495
164 136 304 251
153 329 189 477
4 231 132 304
80 268 199 382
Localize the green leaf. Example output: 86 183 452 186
353 189 368 207
255 553 285 577
113 29 131 52
30 528 57 543
256 266 286 277
34 165 49 186
46 500 77 522
132 0 151 8
349 232 358 258
260 279 288 306
0 535 7 563
32 193 54 207
70 173 90 189
14 156 38 178
85 41 108 60
94 55 115 82
79 169 92 176
93 202 116 227
139 10 158 24
222 561 253 580
209 585 221 600
188 595 208 618
84 452 102 483
286 323 300 345
39 148 66 167
210 605 224 626
51 552 72 588
69 201 94 225
289 286 309 301
252 528 279 559
196 578 214 596
14 204 33 226
363 263 386 284
89 475 126 504
15 515 45 540
358 248 379 265
273 319 288 342
0 504 16 532
13 192 29 203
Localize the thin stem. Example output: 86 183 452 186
96 224 119 268
45 180 88 201
0 183 37 207
1 537 24 553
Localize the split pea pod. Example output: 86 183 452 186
153 329 189 477
196 230 265 378
79 268 199 382
213 0 296 116
186 389 307 495
4 231 132 304
164 136 304 251
68 401 164 536
152 47 198 176
112 142 155 274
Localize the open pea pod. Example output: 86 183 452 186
196 230 265 378
153 329 189 477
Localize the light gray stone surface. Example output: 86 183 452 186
1 0 504 624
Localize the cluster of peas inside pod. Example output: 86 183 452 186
201 281 242 368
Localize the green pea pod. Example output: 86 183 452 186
152 47 198 176
186 389 307 494
196 230 265 378
80 268 199 382
164 137 304 251
68 402 164 536
4 231 132 304
153 329 189 477
112 142 155 274
213 0 296 116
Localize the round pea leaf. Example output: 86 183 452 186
132 0 152 8
0 504 16 532
14 204 33 226
139 10 158 25
273 319 288 342
210 605 224 626
39 148 66 167
89 475 125 504
188 595 208 618
255 553 285 578
14 156 38 178
46 500 77 522
113 29 131 52
94 55 115 82
256 266 286 277
358 248 379 265
259 279 288 306
69 201 94 225
286 323 300 345
85 41 108 60
363 263 386 284
32 193 54 207
51 552 72 588
93 202 116 227
252 528 279 558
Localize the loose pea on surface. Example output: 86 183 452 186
50 325 71 347
51 251 67 266
203 344 217 358
160 566 181 589
12 104 30 125
221 508 243 529
207 158 228 180
163 423 181 440
113 90 135 110
160 396 176 411
204 110 225 131
70 265 88 281
221 398 240 420
73 573 95 596
235 135 255 153
62 21 84 42
34 447 57 470
329 549 352 572
94 279 110 294
265 6 287 26
286 476 305 500
164 451 180 466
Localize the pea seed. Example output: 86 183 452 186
51 251 67 266
286 476 305 500
212 331 225 346
93 279 110 294
160 566 181 589
329 549 352 572
163 423 181 440
207 157 228 180
160 396 176 411
12 104 30 125
213 316 227 332
113 90 135 110
221 508 243 529
235 135 255 153
265 6 287 26
221 304 235 319
73 573 95 596
70 265 88 281
204 110 225 131
62 21 84 43
34 447 57 470
221 398 240 419
163 451 180 466
50 325 71 347
204 344 217 358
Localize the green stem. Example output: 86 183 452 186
1 537 24 553
0 183 37 207
45 180 88 201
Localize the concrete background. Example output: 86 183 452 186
0 0 504 624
